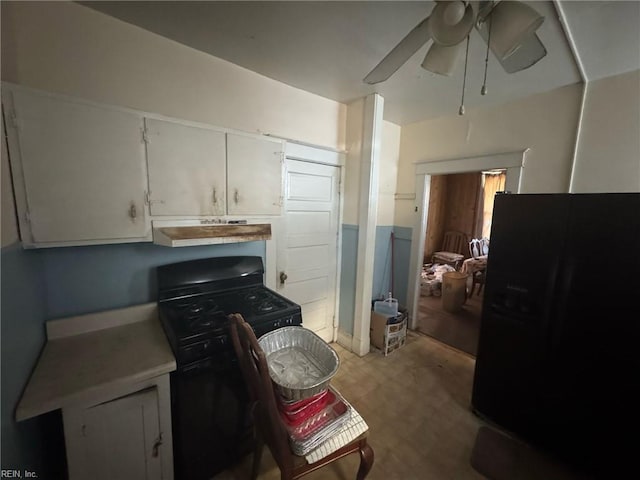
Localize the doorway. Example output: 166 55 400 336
406 151 527 353
416 170 505 355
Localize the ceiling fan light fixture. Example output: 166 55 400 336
488 0 544 60
431 1 476 46
421 43 464 76
443 1 467 26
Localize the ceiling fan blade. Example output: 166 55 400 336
421 42 464 76
363 17 432 84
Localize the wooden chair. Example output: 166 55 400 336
469 269 486 297
469 237 490 258
228 314 374 480
467 237 489 297
432 231 468 269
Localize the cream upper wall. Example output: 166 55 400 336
343 99 365 226
395 83 583 227
0 1 345 150
571 69 640 193
377 121 401 226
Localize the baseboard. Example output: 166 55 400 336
336 330 353 351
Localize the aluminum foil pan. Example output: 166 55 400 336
258 326 340 401
288 386 352 456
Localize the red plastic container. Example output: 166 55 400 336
282 389 349 441
278 389 330 425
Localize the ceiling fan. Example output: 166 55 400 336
364 1 547 88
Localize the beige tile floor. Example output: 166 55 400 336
219 331 487 480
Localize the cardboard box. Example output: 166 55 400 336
385 331 406 355
370 311 408 355
370 311 391 351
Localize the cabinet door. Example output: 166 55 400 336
4 89 149 245
64 388 163 480
145 118 226 216
227 133 283 215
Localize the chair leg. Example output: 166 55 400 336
356 440 374 480
251 435 264 480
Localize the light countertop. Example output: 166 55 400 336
16 303 176 421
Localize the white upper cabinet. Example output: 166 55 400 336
3 87 149 247
227 133 283 216
145 118 226 216
2 85 285 248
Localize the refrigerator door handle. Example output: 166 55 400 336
547 259 575 354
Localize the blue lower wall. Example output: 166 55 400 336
1 243 48 474
392 226 412 307
373 226 394 301
338 224 412 337
40 241 265 318
338 225 358 336
1 239 265 473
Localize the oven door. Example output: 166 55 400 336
170 354 252 480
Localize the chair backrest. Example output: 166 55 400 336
469 237 490 258
469 239 482 258
229 314 293 470
480 237 490 256
442 231 467 255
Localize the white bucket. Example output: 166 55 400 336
374 293 399 317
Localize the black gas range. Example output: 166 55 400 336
157 256 302 480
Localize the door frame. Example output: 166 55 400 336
282 142 345 342
406 150 528 330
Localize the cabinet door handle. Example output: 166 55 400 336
129 203 137 219
280 271 288 285
234 189 239 204
212 187 218 205
152 433 163 458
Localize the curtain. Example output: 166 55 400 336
482 172 506 239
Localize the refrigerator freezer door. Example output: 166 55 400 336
472 194 571 441
472 193 640 476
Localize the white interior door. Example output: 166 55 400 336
278 159 340 342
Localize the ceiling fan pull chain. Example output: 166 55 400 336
481 13 493 96
459 35 470 116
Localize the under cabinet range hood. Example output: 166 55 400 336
152 220 271 247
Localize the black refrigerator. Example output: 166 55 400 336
472 193 640 477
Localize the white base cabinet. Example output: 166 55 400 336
63 376 173 480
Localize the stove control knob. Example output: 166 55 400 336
280 272 288 285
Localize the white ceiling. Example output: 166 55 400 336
82 1 639 125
